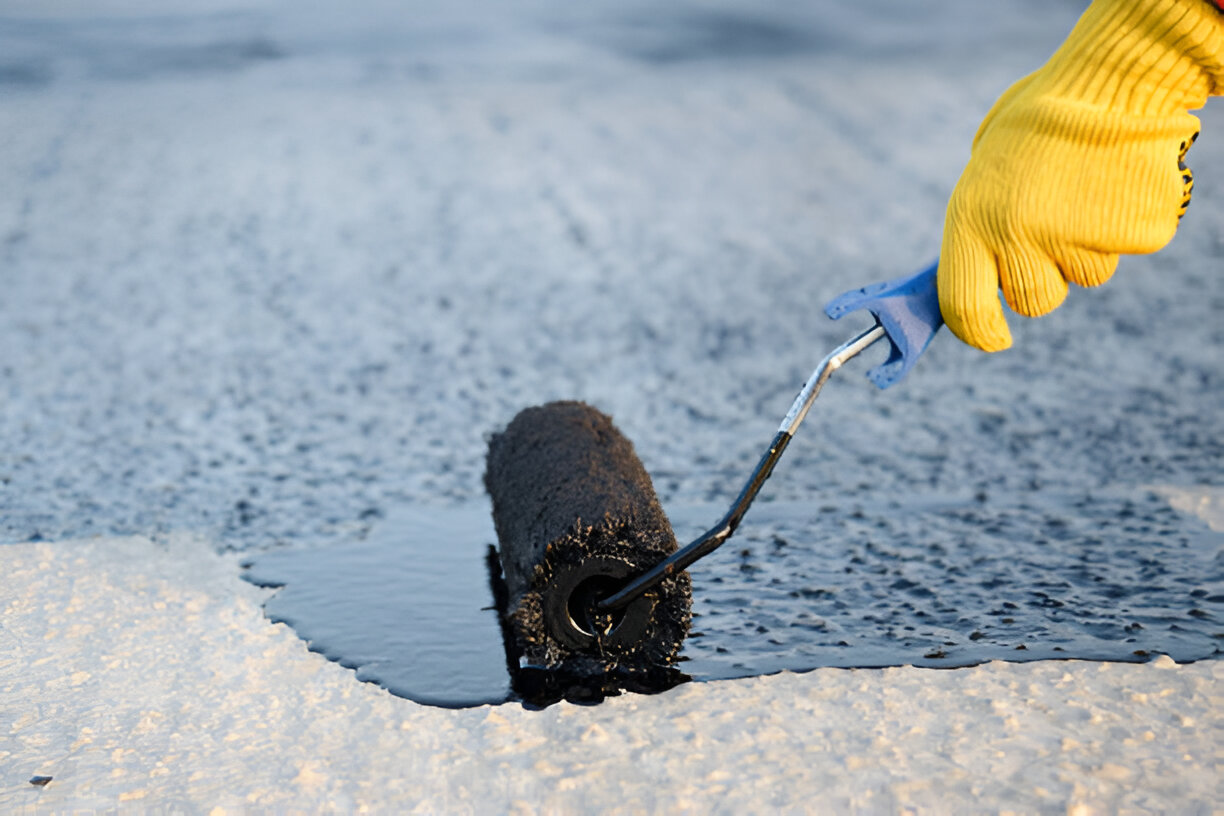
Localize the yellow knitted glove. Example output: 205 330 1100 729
939 0 1224 351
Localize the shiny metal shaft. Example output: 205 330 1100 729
598 323 887 612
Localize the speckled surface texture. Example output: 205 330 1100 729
3 535 1223 813
6 0 1220 557
2 0 1222 810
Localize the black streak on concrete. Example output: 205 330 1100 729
485 401 691 678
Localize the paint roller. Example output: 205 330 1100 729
485 264 944 684
484 401 691 680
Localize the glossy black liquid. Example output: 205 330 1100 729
243 490 1223 708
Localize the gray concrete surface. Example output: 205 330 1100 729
12 0 1218 554
3 0 1220 642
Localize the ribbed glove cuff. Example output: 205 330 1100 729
1036 0 1224 116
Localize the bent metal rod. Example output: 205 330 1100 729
598 323 888 613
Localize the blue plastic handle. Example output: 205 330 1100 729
824 261 943 389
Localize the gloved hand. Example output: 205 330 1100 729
939 0 1224 352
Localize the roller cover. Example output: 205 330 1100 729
484 401 691 677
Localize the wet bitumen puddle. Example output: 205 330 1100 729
242 490 1224 708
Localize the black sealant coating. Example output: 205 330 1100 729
484 401 691 676
242 488 1223 708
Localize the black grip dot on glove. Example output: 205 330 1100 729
1178 130 1198 220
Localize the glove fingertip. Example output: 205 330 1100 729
1061 249 1119 288
999 251 1068 318
955 312 1013 353
937 270 1013 353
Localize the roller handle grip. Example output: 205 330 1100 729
824 261 943 389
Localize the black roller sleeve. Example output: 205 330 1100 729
484 401 691 677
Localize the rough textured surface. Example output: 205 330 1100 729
675 488 1224 678
3 534 1223 813
5 0 1220 560
485 401 690 678
1 0 1223 810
